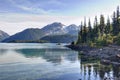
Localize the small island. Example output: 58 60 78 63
67 6 120 65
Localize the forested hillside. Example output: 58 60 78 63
76 6 120 46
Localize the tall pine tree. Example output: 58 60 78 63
93 16 99 39
113 6 120 35
99 15 105 36
88 18 92 41
77 22 83 44
117 6 120 34
112 11 117 35
83 17 87 43
105 16 112 34
75 6 120 45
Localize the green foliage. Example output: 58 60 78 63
105 17 112 34
88 18 93 41
106 34 113 43
88 41 95 47
114 33 120 45
95 34 113 46
99 15 105 35
112 6 120 35
76 6 120 47
83 18 87 43
95 39 107 46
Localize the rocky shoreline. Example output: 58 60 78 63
66 44 120 66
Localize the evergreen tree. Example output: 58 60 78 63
113 6 120 35
117 6 120 21
88 18 92 41
88 18 92 33
94 16 98 32
99 15 105 35
105 16 112 34
116 6 120 33
112 11 117 35
76 6 120 46
80 22 84 43
77 22 83 44
93 16 99 39
83 17 87 43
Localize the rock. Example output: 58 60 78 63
117 54 120 58
66 44 120 64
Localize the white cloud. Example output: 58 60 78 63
17 5 51 14
8 0 65 15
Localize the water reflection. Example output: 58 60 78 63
78 52 120 80
15 48 78 64
0 43 120 80
0 49 8 54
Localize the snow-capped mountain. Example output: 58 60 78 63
41 22 66 35
3 22 79 42
64 24 79 35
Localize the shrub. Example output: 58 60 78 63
114 33 120 45
96 39 108 46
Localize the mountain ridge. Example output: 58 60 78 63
2 22 79 43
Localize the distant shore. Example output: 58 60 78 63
66 44 120 66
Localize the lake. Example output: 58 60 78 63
0 43 119 80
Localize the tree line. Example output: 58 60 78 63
76 6 120 46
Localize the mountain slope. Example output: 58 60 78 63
2 22 79 43
2 28 44 42
41 22 66 35
64 24 79 35
0 30 9 42
2 22 66 42
40 34 77 43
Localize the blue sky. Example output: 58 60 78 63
0 0 120 35
0 0 119 16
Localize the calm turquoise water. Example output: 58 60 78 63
0 43 119 80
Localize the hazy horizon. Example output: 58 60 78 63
0 0 120 35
